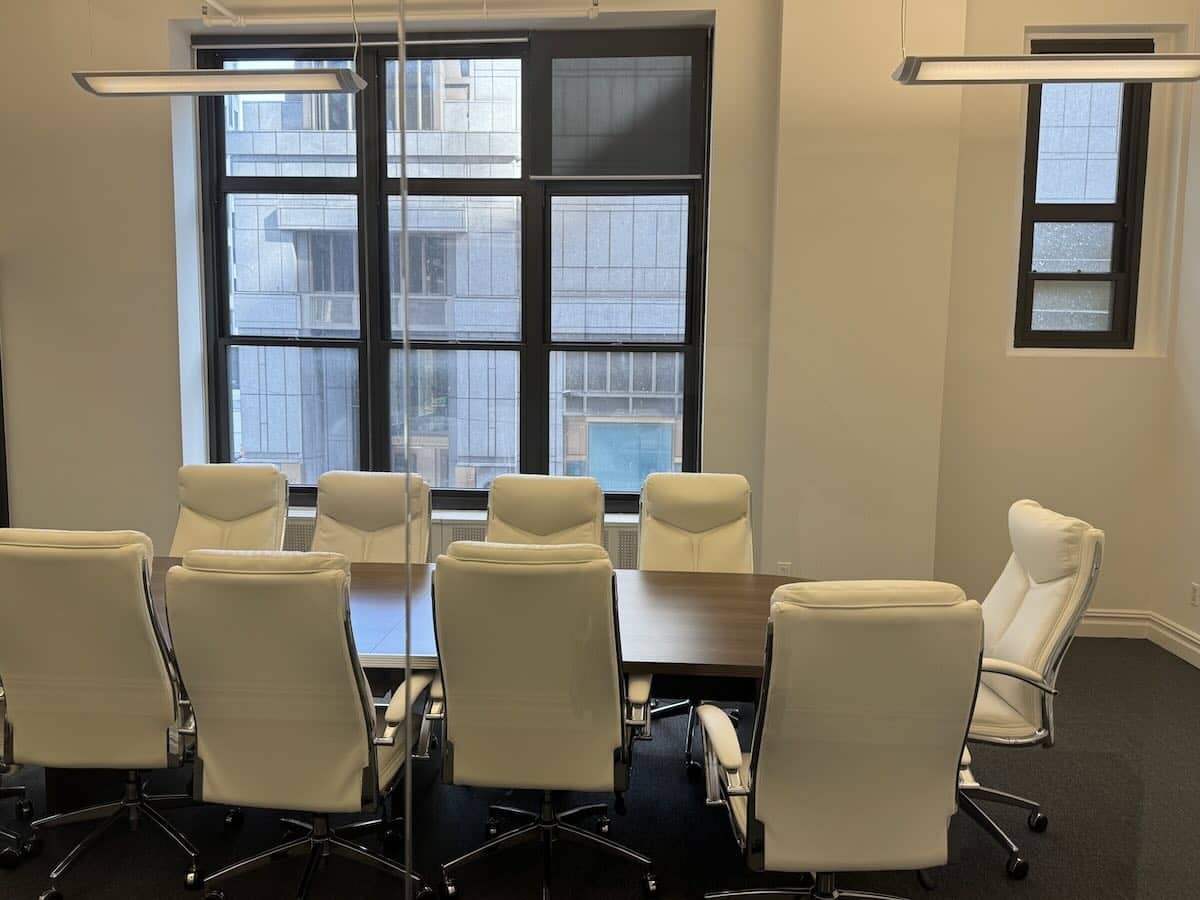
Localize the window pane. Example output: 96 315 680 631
1036 82 1123 204
228 194 360 337
1031 281 1114 331
229 345 359 484
551 56 693 176
390 350 519 489
386 58 521 178
550 350 683 492
224 60 356 177
389 196 521 340
1032 222 1114 273
551 195 688 342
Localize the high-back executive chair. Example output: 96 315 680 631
169 464 288 557
433 541 656 897
311 470 431 563
633 472 753 749
485 473 604 545
958 499 1104 880
0 529 199 897
167 550 431 900
696 581 983 900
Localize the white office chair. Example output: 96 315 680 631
958 499 1104 880
632 472 753 750
166 550 432 900
169 464 288 556
311 471 431 563
485 473 604 545
0 529 199 898
697 581 983 900
433 541 656 897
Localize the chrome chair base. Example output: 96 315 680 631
958 785 1043 880
705 873 907 900
443 791 655 898
203 812 429 900
31 770 199 896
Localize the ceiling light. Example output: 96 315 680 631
893 53 1200 85
72 67 367 97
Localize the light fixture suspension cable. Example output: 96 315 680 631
900 0 908 59
350 0 361 72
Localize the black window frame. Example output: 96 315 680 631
1015 38 1153 349
197 29 710 511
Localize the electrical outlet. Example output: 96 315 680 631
1191 583 1200 608
777 561 792 576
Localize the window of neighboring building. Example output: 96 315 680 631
197 30 710 509
1015 39 1152 348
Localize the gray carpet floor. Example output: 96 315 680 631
1 637 1197 898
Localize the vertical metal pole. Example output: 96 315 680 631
396 2 413 898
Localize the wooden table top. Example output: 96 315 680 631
151 559 799 680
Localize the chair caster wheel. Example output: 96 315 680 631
22 835 43 859
204 891 225 900
15 798 34 821
685 760 703 783
382 827 404 851
1006 855 1029 880
918 869 936 890
1028 812 1048 833
442 877 457 897
223 808 244 829
416 888 436 900
597 815 611 835
486 816 499 837
643 872 658 895
0 846 20 869
39 890 63 900
726 709 741 725
185 865 203 890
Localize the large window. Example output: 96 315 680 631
1015 39 1152 348
199 31 709 508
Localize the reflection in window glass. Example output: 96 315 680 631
551 56 692 176
388 196 520 340
551 195 687 342
1031 281 1114 331
1031 222 1114 273
1036 82 1123 204
386 58 521 178
227 194 360 337
224 60 356 177
390 350 519 489
550 351 683 492
229 346 359 484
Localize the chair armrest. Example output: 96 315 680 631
981 658 1057 695
696 704 747 801
627 673 652 706
381 673 435 726
178 699 196 736
624 673 652 735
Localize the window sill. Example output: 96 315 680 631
1006 346 1165 360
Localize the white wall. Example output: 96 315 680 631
934 0 1194 614
0 0 783 552
758 0 967 579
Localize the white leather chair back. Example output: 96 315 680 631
639 472 753 572
981 499 1104 732
169 464 288 556
311 471 431 563
433 541 624 792
485 474 603 545
751 581 982 874
166 551 375 814
0 529 178 769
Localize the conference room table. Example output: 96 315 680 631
44 559 800 813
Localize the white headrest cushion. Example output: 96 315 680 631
488 474 602 536
181 549 350 576
178 464 286 521
773 580 967 610
1008 499 1090 584
316 471 429 532
641 472 750 533
445 540 610 567
0 528 153 558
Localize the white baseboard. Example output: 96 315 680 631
1080 608 1200 669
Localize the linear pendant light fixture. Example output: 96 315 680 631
72 1 367 97
892 0 1200 85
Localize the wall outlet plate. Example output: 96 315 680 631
1191 583 1200 607
777 561 792 575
